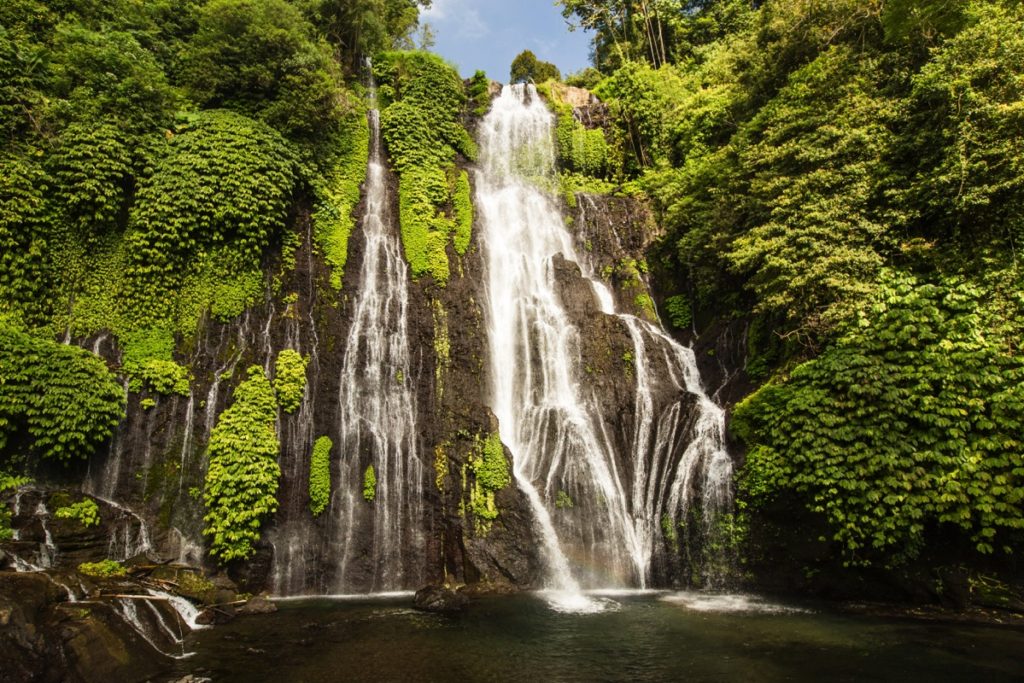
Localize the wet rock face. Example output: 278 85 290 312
4 489 153 571
15 138 715 595
0 571 172 683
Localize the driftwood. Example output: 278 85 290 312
100 594 171 601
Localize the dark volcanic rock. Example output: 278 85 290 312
238 596 277 615
413 585 469 613
0 571 171 683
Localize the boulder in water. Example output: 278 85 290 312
238 596 277 615
413 585 469 614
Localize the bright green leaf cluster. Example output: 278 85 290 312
0 471 30 541
125 110 297 295
309 436 332 516
120 327 190 397
312 107 369 290
78 559 126 578
375 51 476 286
362 464 377 502
465 432 510 532
273 349 309 414
0 323 124 463
55 498 100 528
202 366 281 563
734 271 1024 565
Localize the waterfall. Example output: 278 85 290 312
328 75 425 592
476 85 733 599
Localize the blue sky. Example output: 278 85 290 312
420 0 594 81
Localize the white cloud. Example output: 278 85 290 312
422 0 490 40
421 0 453 19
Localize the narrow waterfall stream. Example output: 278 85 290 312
477 84 733 605
328 79 425 593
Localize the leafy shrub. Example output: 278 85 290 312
556 114 609 178
0 153 51 322
48 122 134 236
0 323 125 463
663 295 692 330
466 70 491 116
55 498 100 527
121 327 190 396
182 0 345 144
309 436 332 516
273 349 308 414
49 24 177 136
375 51 475 286
734 271 1024 565
203 366 281 562
78 559 126 578
126 109 297 288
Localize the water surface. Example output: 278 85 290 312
176 592 1024 682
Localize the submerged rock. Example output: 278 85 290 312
413 585 469 614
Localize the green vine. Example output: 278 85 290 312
734 271 1024 565
312 106 369 290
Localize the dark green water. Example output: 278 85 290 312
176 592 1024 682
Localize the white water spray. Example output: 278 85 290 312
476 85 733 604
329 70 425 592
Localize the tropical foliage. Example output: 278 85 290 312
203 366 281 563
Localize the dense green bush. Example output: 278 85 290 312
126 110 297 285
734 272 1024 565
49 24 177 137
203 366 281 563
0 154 50 322
0 323 124 463
727 46 894 332
901 3 1024 251
375 51 475 285
48 123 134 237
273 349 308 414
182 0 346 144
309 436 332 516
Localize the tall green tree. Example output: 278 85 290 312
510 50 561 83
181 0 347 144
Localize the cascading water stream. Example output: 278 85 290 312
328 69 425 592
476 85 733 604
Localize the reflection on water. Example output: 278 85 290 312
661 591 811 614
176 593 1024 683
